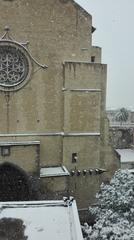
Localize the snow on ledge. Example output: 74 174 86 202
40 166 70 178
0 132 100 137
62 88 101 92
0 141 40 146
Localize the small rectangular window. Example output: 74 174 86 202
1 147 10 156
91 56 95 63
72 153 78 163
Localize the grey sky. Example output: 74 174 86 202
76 0 134 109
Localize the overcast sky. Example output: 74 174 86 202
76 0 134 110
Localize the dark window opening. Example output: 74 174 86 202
72 153 78 163
91 56 95 63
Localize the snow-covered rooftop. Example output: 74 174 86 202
116 149 134 163
40 166 70 177
0 200 83 240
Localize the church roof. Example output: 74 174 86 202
72 1 96 32
72 0 92 18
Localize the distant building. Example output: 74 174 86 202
116 149 134 169
107 108 134 127
107 109 134 149
107 110 134 170
0 0 118 209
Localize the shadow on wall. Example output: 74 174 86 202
0 218 27 240
0 162 39 202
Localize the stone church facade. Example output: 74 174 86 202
0 0 118 208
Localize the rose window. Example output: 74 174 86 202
0 45 29 87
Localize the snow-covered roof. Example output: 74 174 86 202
127 169 134 173
40 166 70 177
0 199 83 240
116 149 134 163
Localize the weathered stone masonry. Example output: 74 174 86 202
0 0 119 208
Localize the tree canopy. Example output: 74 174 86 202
83 170 134 240
115 108 129 124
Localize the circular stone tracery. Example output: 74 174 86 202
0 45 29 87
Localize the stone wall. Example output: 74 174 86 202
0 0 118 208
